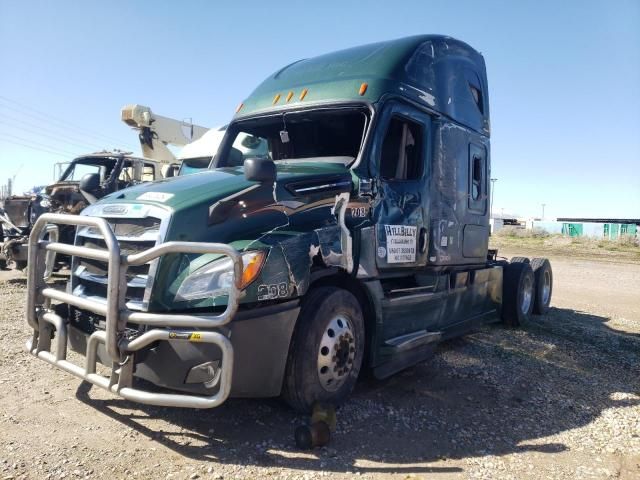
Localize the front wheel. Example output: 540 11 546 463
282 287 365 413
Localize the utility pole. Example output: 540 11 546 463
10 165 22 197
541 203 546 220
490 178 497 219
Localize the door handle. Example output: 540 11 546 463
419 227 428 253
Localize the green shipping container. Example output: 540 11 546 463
604 223 619 239
562 223 583 237
604 223 636 240
620 224 637 236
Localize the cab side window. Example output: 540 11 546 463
142 164 156 181
118 163 134 182
380 116 423 181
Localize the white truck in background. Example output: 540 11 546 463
175 126 226 175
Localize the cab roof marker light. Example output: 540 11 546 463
286 91 294 102
235 102 244 113
299 88 308 101
359 83 368 96
273 93 281 105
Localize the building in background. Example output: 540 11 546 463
516 218 638 240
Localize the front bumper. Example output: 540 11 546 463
63 299 300 399
1 223 57 265
26 213 244 409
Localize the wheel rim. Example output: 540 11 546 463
317 315 356 392
521 275 533 314
542 270 551 305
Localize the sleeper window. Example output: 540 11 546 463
469 84 484 114
380 117 423 180
471 155 482 200
468 143 487 214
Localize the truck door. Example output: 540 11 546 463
373 102 430 270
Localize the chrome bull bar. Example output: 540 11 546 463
25 213 243 408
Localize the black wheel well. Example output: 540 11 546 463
307 271 376 368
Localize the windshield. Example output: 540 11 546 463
215 108 369 168
178 156 212 176
60 159 115 182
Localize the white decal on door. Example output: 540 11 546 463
384 225 417 263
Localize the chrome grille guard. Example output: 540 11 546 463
25 213 243 408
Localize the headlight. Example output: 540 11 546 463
175 250 266 301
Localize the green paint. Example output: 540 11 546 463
236 36 432 118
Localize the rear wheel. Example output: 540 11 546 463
510 256 530 264
502 262 535 327
282 287 365 413
531 258 553 315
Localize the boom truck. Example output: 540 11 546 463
1 107 209 270
1 152 164 270
25 35 553 413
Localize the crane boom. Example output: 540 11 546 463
121 104 208 163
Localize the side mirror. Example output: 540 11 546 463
244 158 276 183
79 172 101 204
79 173 100 193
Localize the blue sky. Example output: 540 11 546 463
1 0 639 219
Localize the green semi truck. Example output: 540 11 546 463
25 35 553 413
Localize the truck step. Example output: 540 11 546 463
374 343 438 379
383 330 442 353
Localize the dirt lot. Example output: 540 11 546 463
1 251 639 480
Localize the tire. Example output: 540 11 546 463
530 258 553 315
510 256 530 264
502 261 535 327
282 287 365 413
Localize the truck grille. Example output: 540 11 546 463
71 212 167 311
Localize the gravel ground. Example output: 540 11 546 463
1 253 639 479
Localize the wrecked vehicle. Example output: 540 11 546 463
1 152 163 270
25 35 553 413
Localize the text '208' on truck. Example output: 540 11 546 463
25 35 553 413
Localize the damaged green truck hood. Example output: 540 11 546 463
92 162 356 310
100 163 351 214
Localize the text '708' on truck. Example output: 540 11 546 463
25 35 552 414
